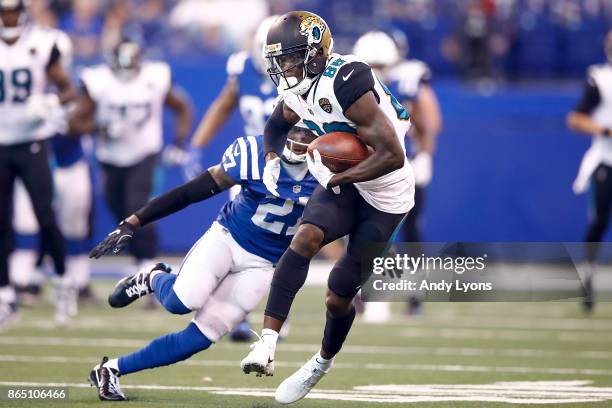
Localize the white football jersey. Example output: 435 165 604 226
80 61 171 166
281 53 414 214
573 63 612 193
0 25 61 145
386 59 431 101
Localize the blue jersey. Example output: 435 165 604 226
216 135 318 263
226 51 278 136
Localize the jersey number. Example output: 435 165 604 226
252 199 301 235
302 119 357 137
0 68 33 104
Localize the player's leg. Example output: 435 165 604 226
100 162 126 224
54 160 94 319
124 154 159 263
0 149 19 328
242 185 357 376
90 224 248 400
108 222 234 314
275 200 406 404
263 185 358 329
17 142 65 278
583 164 612 311
9 179 43 305
89 322 212 401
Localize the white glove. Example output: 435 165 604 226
307 149 340 194
263 156 281 197
162 144 189 166
411 152 433 187
26 93 61 125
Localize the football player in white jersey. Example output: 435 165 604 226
353 30 443 320
0 0 76 329
567 30 612 313
240 12 415 403
9 27 90 324
69 34 192 273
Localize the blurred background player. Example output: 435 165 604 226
0 0 75 328
9 26 95 323
87 127 317 401
190 15 279 155
566 29 612 313
68 33 192 276
352 30 442 321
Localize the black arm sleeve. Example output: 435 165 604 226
264 100 294 156
45 44 61 71
134 170 222 226
574 80 601 114
334 62 376 113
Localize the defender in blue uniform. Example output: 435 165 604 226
86 127 316 401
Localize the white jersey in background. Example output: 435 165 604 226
573 63 612 193
0 25 60 145
386 59 431 102
80 61 171 167
281 53 414 214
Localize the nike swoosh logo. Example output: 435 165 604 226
342 69 355 81
268 358 274 364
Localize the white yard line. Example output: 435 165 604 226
1 380 612 404
1 335 612 360
1 354 612 376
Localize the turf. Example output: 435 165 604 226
1 280 612 407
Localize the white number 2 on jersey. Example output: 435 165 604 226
251 199 303 235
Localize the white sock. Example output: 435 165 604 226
103 358 120 372
0 286 16 304
315 351 333 370
261 328 279 357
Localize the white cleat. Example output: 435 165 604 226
275 353 332 404
240 337 275 377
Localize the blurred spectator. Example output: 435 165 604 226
59 0 105 60
169 0 268 53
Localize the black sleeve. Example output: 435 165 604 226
574 79 601 114
45 44 61 71
134 170 222 226
264 100 293 156
333 62 375 113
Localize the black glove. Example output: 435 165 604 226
89 220 136 259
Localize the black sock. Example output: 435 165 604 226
321 306 356 358
265 248 310 321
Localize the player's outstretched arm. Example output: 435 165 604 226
165 86 194 146
89 165 235 259
327 91 405 188
191 78 239 148
46 50 76 104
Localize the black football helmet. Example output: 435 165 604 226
0 0 28 41
264 11 333 95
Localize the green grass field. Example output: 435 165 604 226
1 280 612 407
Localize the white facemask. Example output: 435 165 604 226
0 24 23 40
277 73 313 96
281 146 307 163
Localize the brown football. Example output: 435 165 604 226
307 132 370 173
